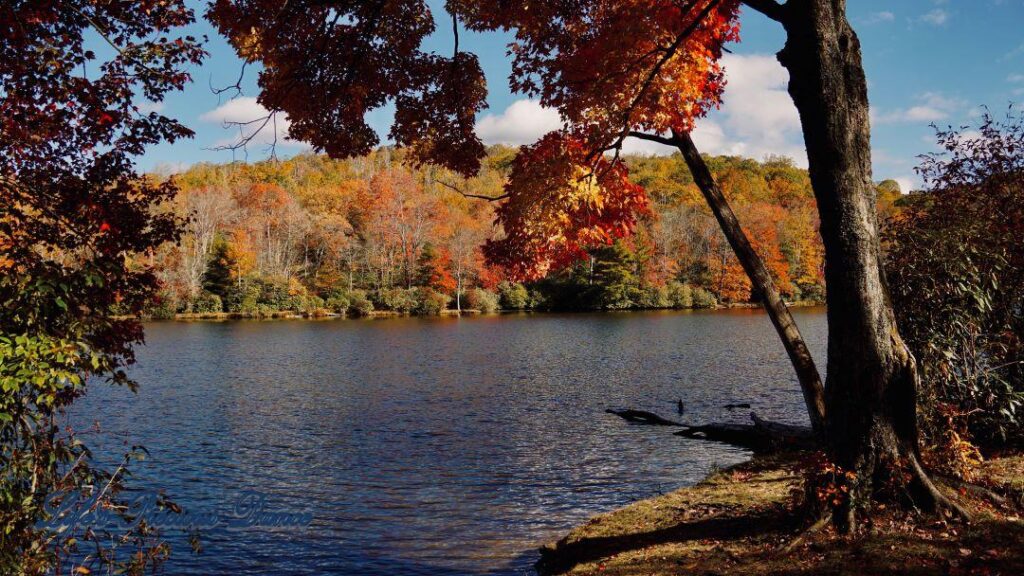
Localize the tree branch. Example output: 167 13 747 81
435 179 509 202
742 0 787 23
627 131 681 147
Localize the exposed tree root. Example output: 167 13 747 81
935 474 1008 506
908 454 972 522
778 511 832 555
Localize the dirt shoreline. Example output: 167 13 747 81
537 452 1024 575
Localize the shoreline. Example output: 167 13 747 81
536 452 1024 575
121 301 826 323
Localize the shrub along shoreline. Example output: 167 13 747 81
129 296 824 322
135 275 824 321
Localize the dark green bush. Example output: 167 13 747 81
667 281 693 309
691 287 718 309
325 294 351 314
466 288 499 313
372 288 418 313
347 290 374 316
886 114 1024 448
637 285 670 309
191 291 223 314
414 288 450 315
498 281 530 310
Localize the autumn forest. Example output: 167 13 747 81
151 147 905 319
4 0 1024 574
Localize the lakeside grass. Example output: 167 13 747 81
537 453 1024 576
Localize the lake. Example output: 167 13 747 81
73 308 827 575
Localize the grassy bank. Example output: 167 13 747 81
538 453 1024 575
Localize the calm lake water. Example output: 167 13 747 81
74 308 827 575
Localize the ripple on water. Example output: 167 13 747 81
73 308 826 575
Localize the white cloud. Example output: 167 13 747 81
620 135 675 156
1009 73 1024 83
200 97 307 149
474 54 814 167
874 92 965 124
705 53 807 165
863 11 895 24
894 177 916 194
474 100 563 146
614 53 809 165
150 161 189 176
137 101 165 114
919 8 949 26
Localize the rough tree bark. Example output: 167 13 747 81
764 0 961 531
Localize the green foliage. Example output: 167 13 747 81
347 290 374 316
372 288 418 313
224 282 260 315
413 288 451 315
667 281 693 309
795 279 826 304
498 282 530 310
325 294 351 314
637 285 670 309
149 296 181 320
202 239 235 299
691 287 719 309
296 295 326 315
465 288 499 313
253 277 293 310
192 292 223 314
589 241 642 310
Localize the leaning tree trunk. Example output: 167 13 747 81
672 130 826 439
776 0 958 532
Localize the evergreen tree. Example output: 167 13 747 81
203 238 236 299
589 241 641 310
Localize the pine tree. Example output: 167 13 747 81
203 238 235 299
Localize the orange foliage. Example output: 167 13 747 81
483 133 648 280
209 0 742 281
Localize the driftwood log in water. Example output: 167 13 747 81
605 409 683 427
608 408 815 452
674 413 816 452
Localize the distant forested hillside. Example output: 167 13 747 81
144 148 905 317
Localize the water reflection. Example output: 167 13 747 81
74 308 826 574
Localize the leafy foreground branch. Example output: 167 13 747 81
1 2 202 572
537 453 1024 576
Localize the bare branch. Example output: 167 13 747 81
210 61 249 101
435 179 509 202
742 0 787 23
206 111 282 161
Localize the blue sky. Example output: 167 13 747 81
141 0 1024 192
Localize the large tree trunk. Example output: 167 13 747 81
775 0 957 531
672 131 827 439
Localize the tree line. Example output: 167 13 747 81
149 147 905 318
